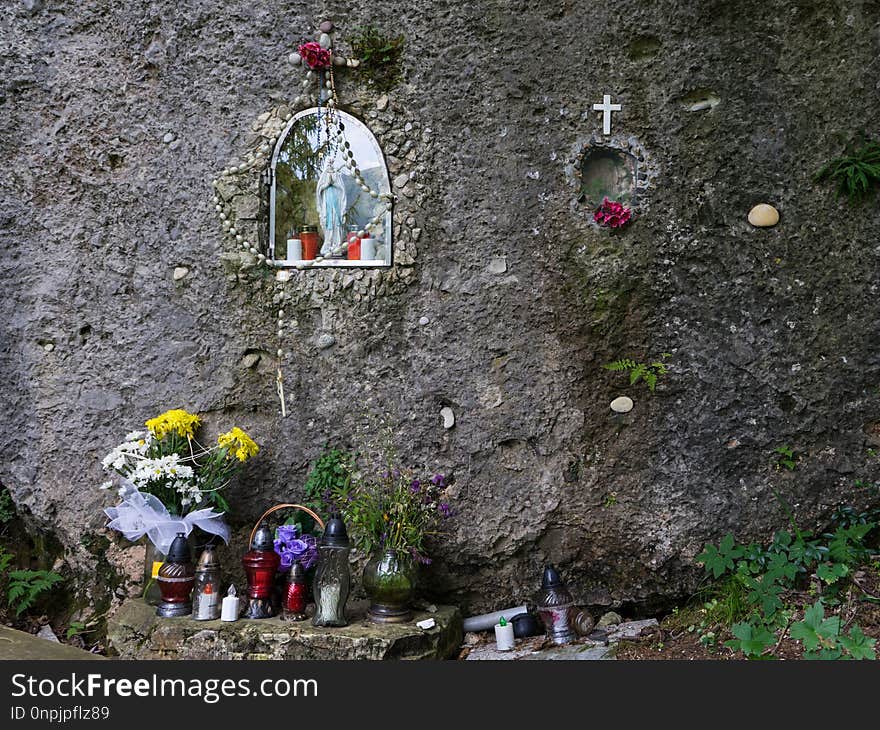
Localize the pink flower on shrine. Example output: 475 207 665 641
594 197 632 228
298 41 331 69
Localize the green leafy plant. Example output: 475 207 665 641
790 601 876 660
6 569 63 617
602 354 669 392
773 445 797 471
726 621 775 658
814 140 880 204
350 26 405 92
298 448 354 531
0 546 12 575
0 485 15 526
696 506 878 659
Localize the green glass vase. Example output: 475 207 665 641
362 548 416 624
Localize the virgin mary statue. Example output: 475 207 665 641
315 156 347 256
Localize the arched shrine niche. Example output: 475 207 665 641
569 135 655 224
270 108 392 268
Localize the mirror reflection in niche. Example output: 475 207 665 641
269 108 392 268
579 147 637 206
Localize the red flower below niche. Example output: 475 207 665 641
298 41 331 70
593 197 632 228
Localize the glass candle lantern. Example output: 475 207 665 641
346 225 361 260
283 560 308 621
535 564 578 645
156 533 195 618
242 523 281 619
312 516 351 627
192 545 222 621
299 226 318 261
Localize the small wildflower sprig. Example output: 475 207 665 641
593 197 632 228
100 408 259 516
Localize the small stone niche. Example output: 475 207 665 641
578 146 637 207
570 136 653 218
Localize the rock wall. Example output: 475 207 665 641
2 0 879 617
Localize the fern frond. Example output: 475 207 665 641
629 364 647 385
603 358 638 372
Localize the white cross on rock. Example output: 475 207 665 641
593 94 621 135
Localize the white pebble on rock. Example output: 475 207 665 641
319 33 331 49
288 52 301 66
173 266 189 281
162 132 175 144
418 316 430 326
440 406 455 429
748 203 779 227
317 333 336 349
610 396 634 413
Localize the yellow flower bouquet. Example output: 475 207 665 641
101 408 258 517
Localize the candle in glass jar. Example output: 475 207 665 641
286 238 302 263
360 235 376 261
346 226 361 260
299 226 318 260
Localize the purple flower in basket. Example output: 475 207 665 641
274 525 318 570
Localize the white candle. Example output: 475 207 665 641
360 237 376 261
494 620 515 651
221 585 239 622
286 238 302 263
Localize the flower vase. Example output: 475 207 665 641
362 548 417 624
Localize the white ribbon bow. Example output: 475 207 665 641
104 480 230 554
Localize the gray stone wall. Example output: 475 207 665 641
2 0 879 617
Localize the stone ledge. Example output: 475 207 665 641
107 599 462 660
0 626 107 661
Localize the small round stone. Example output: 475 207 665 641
277 349 284 357
419 316 430 326
748 203 779 227
288 52 302 66
610 396 634 414
319 33 331 49
319 20 334 33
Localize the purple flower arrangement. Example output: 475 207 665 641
273 524 318 570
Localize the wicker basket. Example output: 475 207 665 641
248 503 326 547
